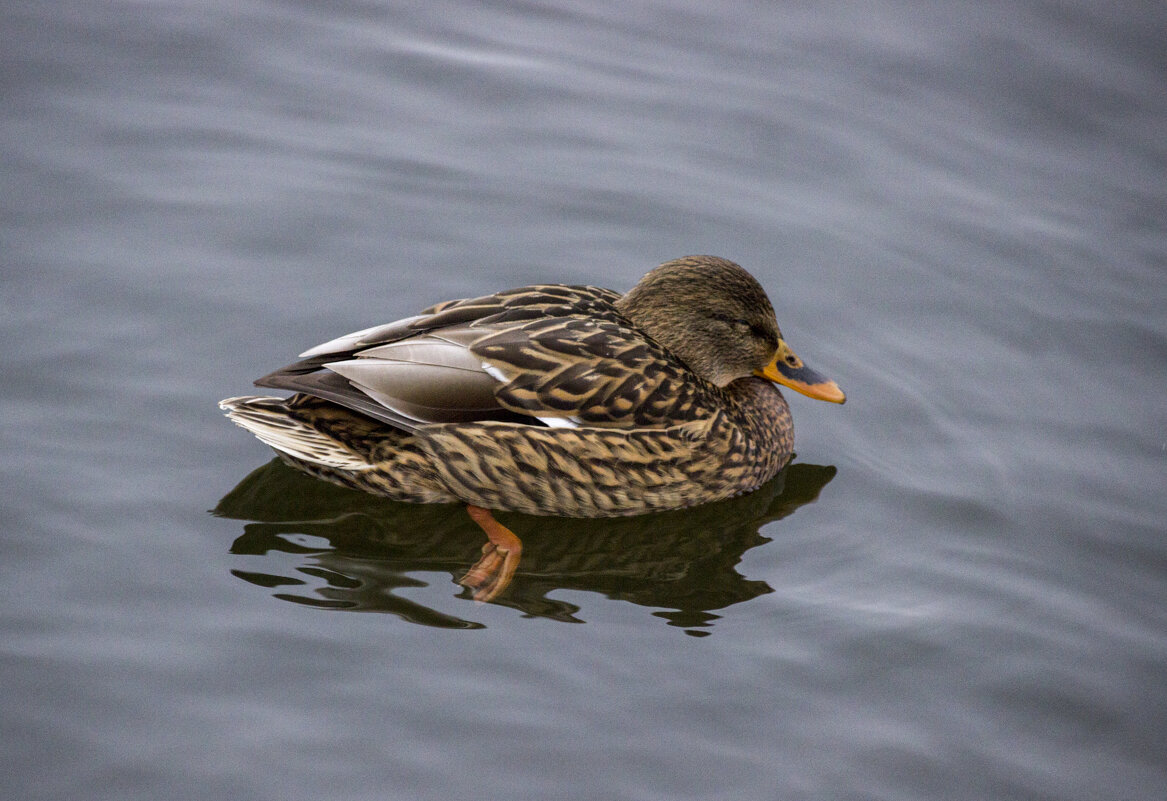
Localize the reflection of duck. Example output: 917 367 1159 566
220 256 844 600
214 458 837 631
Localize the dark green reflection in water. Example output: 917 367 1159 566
214 458 836 632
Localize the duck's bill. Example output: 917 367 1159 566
757 344 846 404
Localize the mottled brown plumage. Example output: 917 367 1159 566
220 256 844 599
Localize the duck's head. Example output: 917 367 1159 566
617 255 845 403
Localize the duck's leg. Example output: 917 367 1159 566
459 505 523 602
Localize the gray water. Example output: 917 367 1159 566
3 2 1166 799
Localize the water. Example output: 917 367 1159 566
3 1 1166 799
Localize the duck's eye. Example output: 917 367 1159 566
710 313 749 329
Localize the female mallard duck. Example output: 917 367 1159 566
221 255 844 599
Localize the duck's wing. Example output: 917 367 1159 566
255 284 671 432
471 313 719 429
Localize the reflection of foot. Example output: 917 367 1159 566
460 505 523 602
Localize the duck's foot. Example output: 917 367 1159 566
459 505 523 602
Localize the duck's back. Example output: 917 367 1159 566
253 283 723 434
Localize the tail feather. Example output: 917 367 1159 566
219 396 374 471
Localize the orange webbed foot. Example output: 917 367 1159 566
459 505 523 602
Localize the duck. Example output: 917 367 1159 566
220 255 845 600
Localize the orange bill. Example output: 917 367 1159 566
756 340 846 404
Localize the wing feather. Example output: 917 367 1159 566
251 283 711 432
471 316 719 427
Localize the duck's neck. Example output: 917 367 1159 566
722 377 794 458
617 295 733 386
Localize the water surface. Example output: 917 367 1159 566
3 2 1165 799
